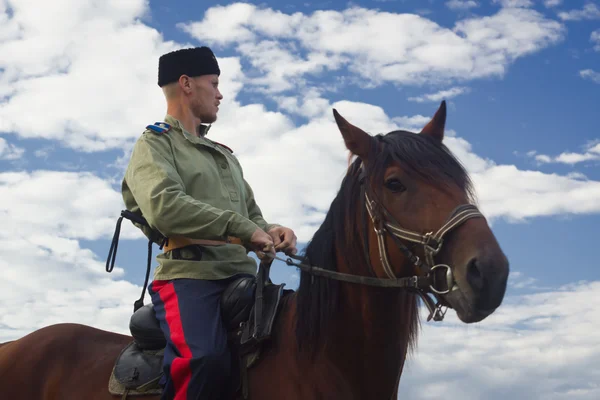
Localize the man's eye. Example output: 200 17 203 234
385 178 406 193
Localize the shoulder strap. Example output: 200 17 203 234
145 122 172 135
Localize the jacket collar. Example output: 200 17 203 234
164 115 216 148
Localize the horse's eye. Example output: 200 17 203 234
385 178 406 193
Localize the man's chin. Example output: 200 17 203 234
201 115 217 124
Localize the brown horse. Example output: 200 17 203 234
0 101 509 400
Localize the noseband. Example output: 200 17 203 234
271 170 484 322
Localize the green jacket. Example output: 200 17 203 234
122 115 279 281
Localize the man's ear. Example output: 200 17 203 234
179 75 192 94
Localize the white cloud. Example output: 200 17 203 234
274 88 331 118
235 39 346 93
534 153 552 163
0 0 178 152
182 4 565 93
566 171 588 180
179 3 304 45
473 164 600 221
0 2 566 152
453 8 563 70
558 3 600 21
401 280 600 400
591 29 600 51
34 145 55 159
579 69 600 84
0 236 140 342
408 86 470 102
555 152 598 164
392 115 434 130
0 137 24 159
446 0 479 10
444 135 495 173
508 271 540 289
531 141 600 165
0 170 146 341
492 0 534 8
544 0 562 7
0 171 142 241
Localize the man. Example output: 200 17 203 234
121 46 297 400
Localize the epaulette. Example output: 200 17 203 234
145 122 172 135
213 141 233 154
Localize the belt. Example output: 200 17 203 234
163 235 243 253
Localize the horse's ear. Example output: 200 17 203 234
333 109 371 160
420 100 446 141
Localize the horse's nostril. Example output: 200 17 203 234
466 258 484 292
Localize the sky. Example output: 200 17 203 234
0 0 599 398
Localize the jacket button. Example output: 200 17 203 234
221 163 228 169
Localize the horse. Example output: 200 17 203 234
0 101 509 399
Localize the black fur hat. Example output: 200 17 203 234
157 47 220 87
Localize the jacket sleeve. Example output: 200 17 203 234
124 135 259 242
243 178 281 233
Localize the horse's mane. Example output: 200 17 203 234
295 129 475 354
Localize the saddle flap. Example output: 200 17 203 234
240 283 288 353
130 304 166 350
221 276 256 331
114 341 164 390
257 283 287 340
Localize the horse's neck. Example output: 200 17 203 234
325 273 417 398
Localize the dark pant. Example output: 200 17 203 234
148 278 233 400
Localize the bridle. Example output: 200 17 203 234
267 167 485 322
363 189 484 321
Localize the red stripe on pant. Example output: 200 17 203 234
153 280 192 400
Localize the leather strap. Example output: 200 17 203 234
163 235 243 253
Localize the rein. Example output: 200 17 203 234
266 253 432 289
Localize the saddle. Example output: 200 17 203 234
108 262 291 399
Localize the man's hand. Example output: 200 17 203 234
267 226 298 255
250 227 276 259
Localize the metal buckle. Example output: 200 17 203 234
423 232 443 255
409 275 419 288
412 255 420 267
429 264 454 295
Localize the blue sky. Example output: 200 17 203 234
1 0 599 399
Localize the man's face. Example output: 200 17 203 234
189 74 223 124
